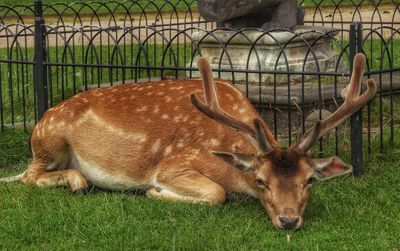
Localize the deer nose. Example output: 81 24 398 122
278 216 300 230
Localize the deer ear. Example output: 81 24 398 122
312 157 353 181
211 151 258 172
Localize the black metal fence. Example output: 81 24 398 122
0 0 399 176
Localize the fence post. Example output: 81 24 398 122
349 23 364 177
34 0 48 121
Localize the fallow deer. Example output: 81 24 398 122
0 53 376 229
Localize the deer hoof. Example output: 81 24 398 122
73 187 90 195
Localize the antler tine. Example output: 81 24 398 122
348 54 365 96
190 57 273 153
196 57 219 110
297 53 377 153
253 118 272 153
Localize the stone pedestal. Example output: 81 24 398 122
188 26 347 85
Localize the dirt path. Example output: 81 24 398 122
0 3 398 48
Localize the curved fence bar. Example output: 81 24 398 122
1 0 398 28
0 0 206 29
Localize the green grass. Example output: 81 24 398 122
0 127 399 249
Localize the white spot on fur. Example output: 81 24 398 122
233 104 239 111
174 114 184 123
164 145 173 156
202 138 220 148
225 93 234 101
161 114 169 119
239 108 247 114
210 138 220 147
242 116 250 122
151 139 161 154
136 106 148 112
153 106 160 114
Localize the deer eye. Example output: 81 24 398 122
306 177 315 186
255 178 269 189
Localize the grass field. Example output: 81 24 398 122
0 127 399 250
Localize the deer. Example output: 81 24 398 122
0 53 376 230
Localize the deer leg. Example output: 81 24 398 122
21 160 89 194
148 172 226 205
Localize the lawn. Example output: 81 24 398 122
0 126 399 249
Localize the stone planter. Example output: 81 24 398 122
188 26 347 84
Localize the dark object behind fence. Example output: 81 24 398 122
0 0 399 177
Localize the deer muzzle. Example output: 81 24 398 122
277 208 302 230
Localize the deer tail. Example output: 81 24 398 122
0 172 25 183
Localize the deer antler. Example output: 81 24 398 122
190 57 275 154
297 53 377 153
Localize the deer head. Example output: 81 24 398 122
191 54 376 229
